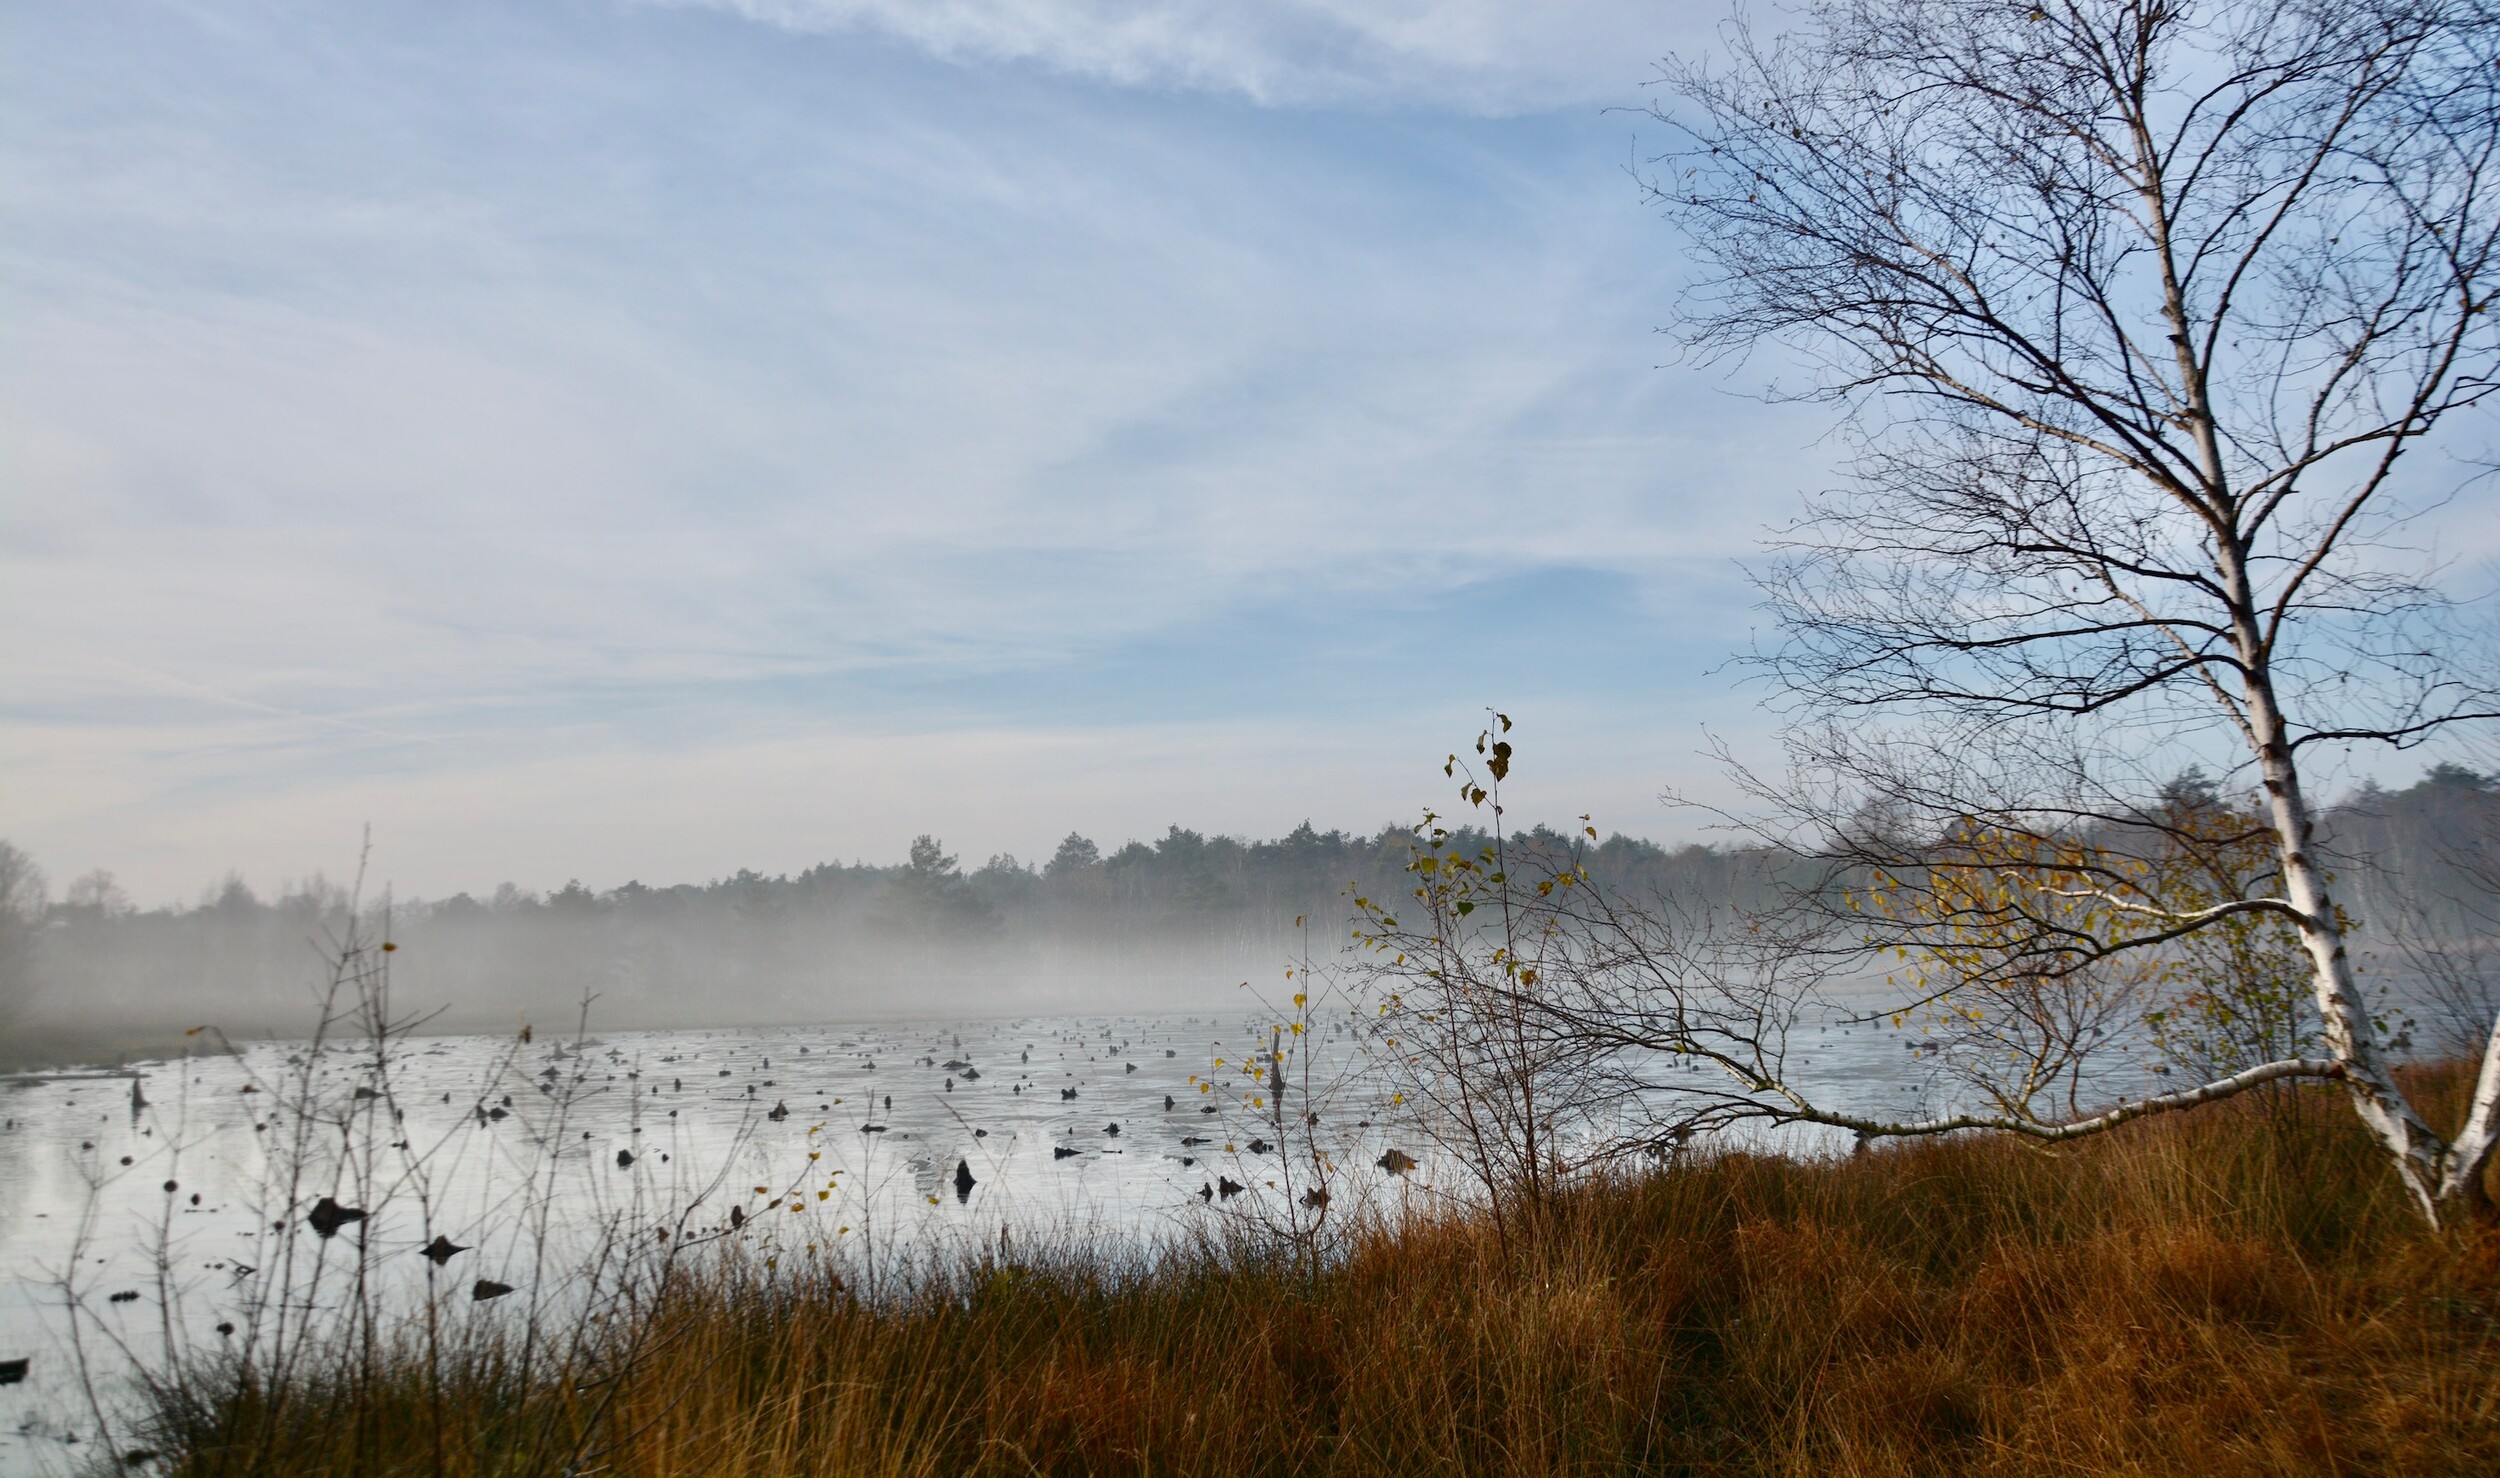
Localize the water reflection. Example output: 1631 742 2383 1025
0 1007 1967 1474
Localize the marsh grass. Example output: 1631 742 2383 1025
128 1066 2500 1477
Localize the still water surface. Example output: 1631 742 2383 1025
0 1008 1939 1474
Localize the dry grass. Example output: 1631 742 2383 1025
145 1069 2500 1477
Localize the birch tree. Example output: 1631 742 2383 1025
1640 0 2500 1220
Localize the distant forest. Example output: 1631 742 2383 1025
2 766 2493 1035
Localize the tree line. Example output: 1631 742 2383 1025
1 764 2487 1042
0 822 1772 1033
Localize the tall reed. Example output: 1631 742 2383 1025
133 1068 2498 1477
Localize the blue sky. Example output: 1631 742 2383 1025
7 0 1838 900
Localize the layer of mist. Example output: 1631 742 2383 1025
0 824 1764 1041
2 768 2491 1052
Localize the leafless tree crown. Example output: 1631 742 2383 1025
1630 0 2500 1220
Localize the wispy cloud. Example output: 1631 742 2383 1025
1 0 1789 899
656 0 1698 110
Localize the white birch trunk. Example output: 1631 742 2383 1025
2439 1015 2500 1209
2243 662 2461 1220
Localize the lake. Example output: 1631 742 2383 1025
0 1006 1946 1474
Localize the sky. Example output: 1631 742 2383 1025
12 2 2484 908
4 0 1843 903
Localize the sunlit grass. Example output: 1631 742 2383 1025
143 1066 2500 1476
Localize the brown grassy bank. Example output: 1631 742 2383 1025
147 1070 2500 1477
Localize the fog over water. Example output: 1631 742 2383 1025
0 775 2493 1471
1 823 1774 1037
3 769 2492 1043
